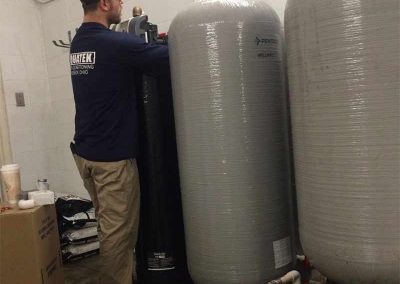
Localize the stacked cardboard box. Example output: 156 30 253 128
0 204 64 284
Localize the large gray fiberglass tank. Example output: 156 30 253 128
285 0 400 283
168 1 294 283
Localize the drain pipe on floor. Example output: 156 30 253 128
268 270 301 284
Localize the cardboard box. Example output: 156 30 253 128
0 204 64 284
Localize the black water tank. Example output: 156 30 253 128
135 71 192 284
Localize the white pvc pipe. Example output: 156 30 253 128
0 64 13 203
0 64 13 166
269 270 301 284
296 255 306 262
281 270 301 284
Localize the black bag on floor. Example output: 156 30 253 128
55 194 94 234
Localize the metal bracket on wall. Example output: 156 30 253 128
52 30 73 48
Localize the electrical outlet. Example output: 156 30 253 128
15 92 25 107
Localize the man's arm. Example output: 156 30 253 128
119 33 170 76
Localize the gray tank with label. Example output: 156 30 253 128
169 1 294 283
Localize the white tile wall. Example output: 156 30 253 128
7 104 33 131
0 32 20 56
0 56 28 81
122 0 287 25
0 0 54 191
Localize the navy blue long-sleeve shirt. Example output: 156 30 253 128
70 22 169 161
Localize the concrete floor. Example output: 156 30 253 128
64 254 137 284
64 254 101 284
64 254 332 284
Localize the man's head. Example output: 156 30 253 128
80 0 123 26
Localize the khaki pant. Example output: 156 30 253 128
73 154 140 284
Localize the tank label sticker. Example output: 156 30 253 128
255 37 278 46
255 36 280 59
273 236 292 269
147 251 175 271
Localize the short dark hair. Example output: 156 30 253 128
81 0 100 14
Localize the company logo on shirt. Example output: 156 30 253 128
70 52 96 76
70 52 96 65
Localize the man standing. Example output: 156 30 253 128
70 1 169 283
